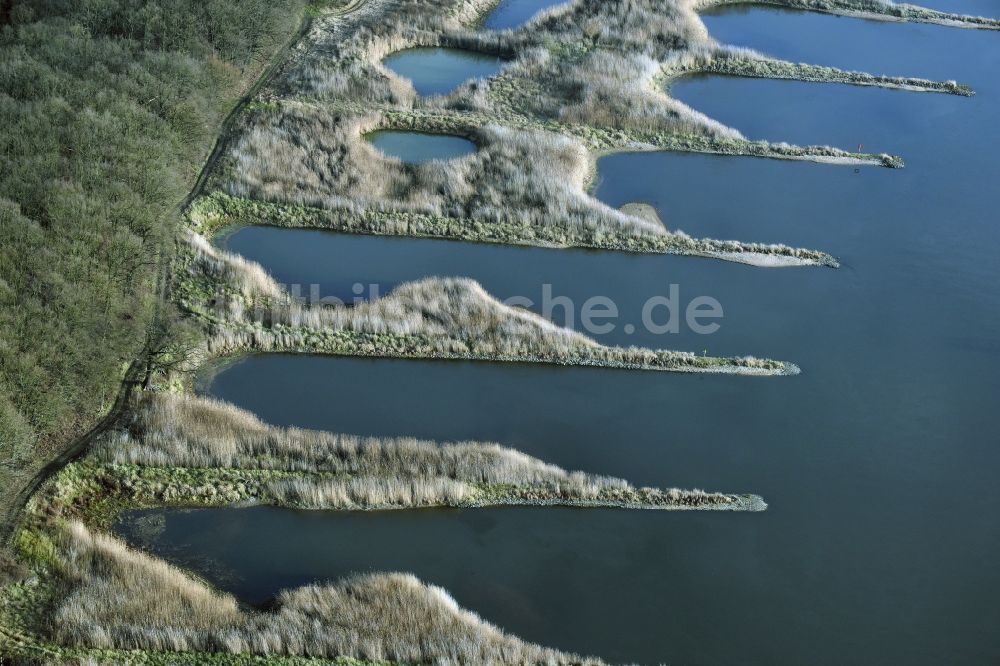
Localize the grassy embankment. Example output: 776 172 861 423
188 0 989 267
0 0 312 575
0 390 758 662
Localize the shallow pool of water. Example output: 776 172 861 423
381 47 505 96
366 130 476 163
481 0 566 30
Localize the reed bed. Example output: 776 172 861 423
93 392 748 511
185 229 597 349
269 476 476 508
15 0 993 661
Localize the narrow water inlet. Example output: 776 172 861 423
366 130 476 163
381 47 506 96
668 74 955 150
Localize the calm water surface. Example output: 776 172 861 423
122 8 1000 666
481 0 566 30
366 130 476 163
381 47 505 96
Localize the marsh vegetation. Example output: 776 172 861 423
210 103 840 264
0 381 754 660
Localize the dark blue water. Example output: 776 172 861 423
381 47 505 96
123 8 1000 665
366 130 476 163
481 0 567 30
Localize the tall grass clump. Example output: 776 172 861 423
97 393 580 481
269 476 477 508
54 522 242 650
219 106 669 241
90 392 752 510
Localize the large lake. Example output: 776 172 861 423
123 7 1000 665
